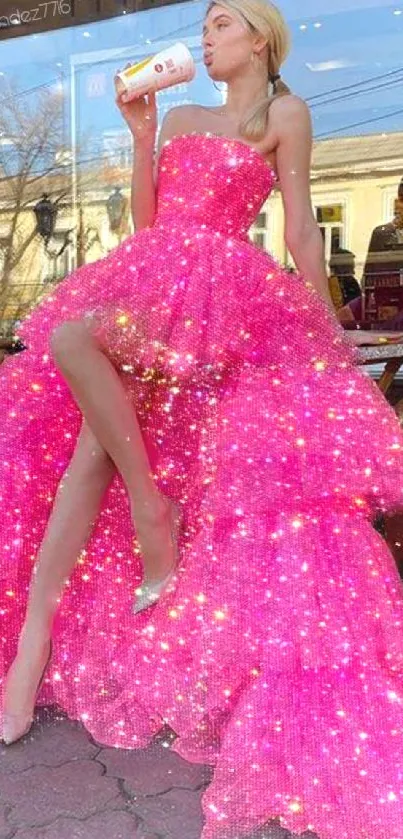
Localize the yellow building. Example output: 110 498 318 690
0 161 131 333
252 131 403 283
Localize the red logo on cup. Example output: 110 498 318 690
155 63 163 73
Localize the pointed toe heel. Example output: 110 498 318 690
133 500 182 616
1 639 53 747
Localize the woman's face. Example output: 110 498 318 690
202 5 257 82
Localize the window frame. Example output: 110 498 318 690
311 191 350 268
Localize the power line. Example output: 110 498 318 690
306 65 403 104
314 105 403 138
310 74 403 109
0 80 58 103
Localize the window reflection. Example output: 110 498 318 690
0 0 403 335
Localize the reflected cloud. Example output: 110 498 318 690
306 60 361 71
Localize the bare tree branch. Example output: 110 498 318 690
0 81 68 295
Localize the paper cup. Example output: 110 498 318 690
115 42 195 100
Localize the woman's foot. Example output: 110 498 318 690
133 497 182 615
2 630 52 745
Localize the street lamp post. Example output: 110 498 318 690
33 194 58 244
106 187 128 241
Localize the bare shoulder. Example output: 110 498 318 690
160 104 206 140
269 94 311 134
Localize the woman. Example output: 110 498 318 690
1 1 403 837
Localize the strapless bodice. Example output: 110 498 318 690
156 133 276 239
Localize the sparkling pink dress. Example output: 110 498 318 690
1 134 403 839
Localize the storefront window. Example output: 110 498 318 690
0 0 402 334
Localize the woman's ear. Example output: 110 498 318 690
252 33 268 57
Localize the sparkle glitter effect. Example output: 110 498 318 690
0 134 403 838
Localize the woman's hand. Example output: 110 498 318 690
115 70 157 147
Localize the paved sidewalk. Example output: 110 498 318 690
0 710 318 839
0 708 213 839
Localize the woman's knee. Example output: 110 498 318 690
51 320 92 368
75 424 114 480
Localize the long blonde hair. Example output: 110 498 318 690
206 0 291 141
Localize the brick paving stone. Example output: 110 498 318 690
127 787 205 839
98 741 211 795
2 760 121 830
0 717 98 775
0 806 12 839
13 810 141 839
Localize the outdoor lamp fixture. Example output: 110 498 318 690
34 194 58 244
106 187 127 232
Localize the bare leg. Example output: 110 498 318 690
51 320 177 583
2 423 115 743
25 422 115 637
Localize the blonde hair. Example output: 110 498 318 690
206 0 291 141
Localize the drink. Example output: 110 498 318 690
115 42 195 100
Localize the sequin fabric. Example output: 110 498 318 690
1 134 403 839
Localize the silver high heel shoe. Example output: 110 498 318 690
2 639 53 746
133 500 182 616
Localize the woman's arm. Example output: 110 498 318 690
271 95 336 312
115 88 158 230
131 108 181 230
116 83 208 230
131 140 156 231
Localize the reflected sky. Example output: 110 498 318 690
0 0 402 142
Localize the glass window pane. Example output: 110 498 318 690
331 227 342 252
255 212 267 228
316 204 343 224
252 232 266 249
